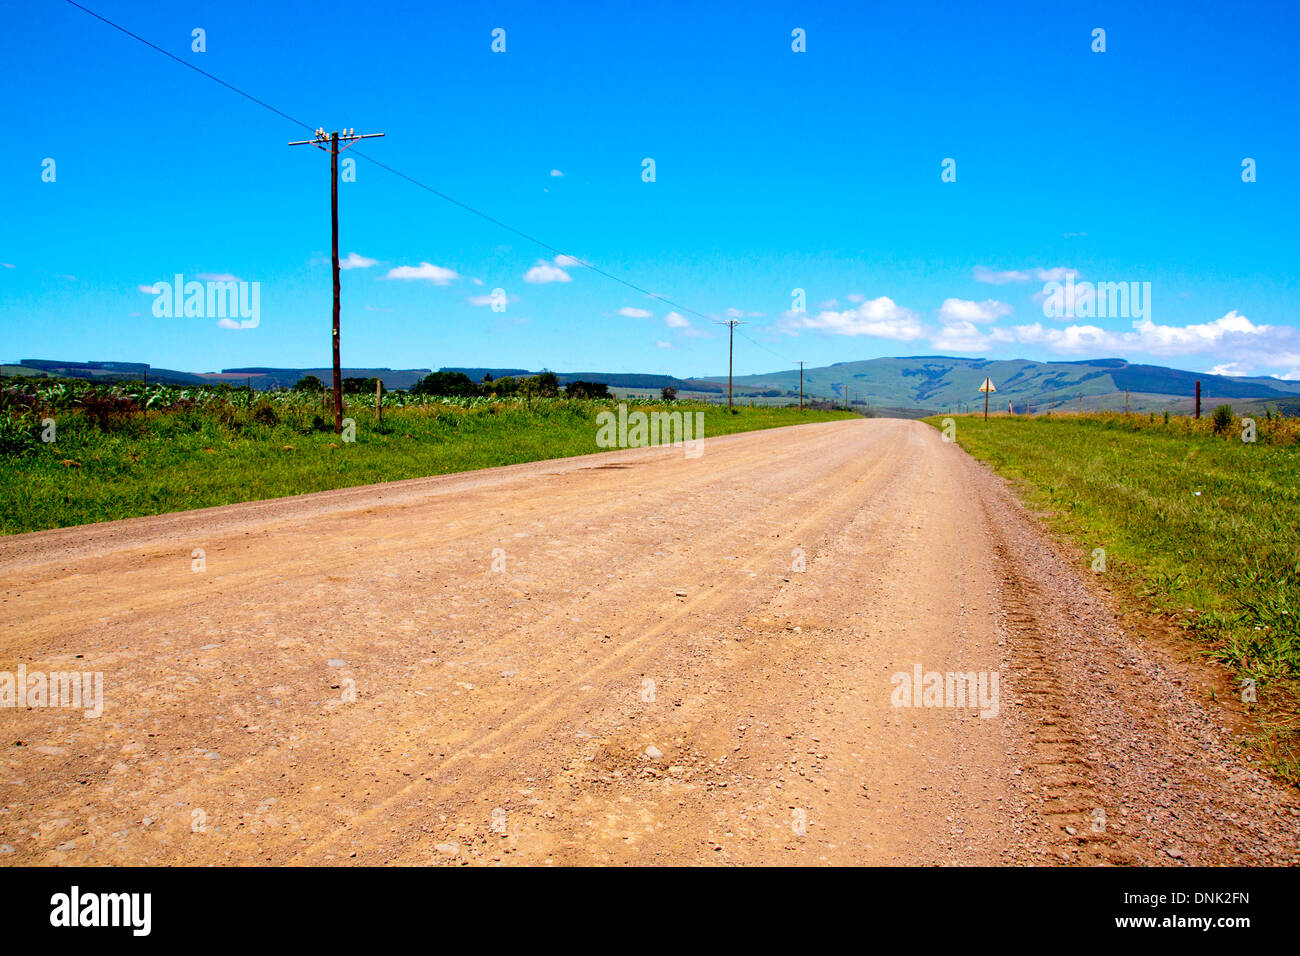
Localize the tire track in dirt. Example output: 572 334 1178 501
286 425 918 863
4 421 913 863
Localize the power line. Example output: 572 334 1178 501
62 1 315 134
61 0 717 325
63 0 832 408
735 326 798 366
347 148 714 322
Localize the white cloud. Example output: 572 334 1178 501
974 265 1077 284
384 262 460 284
937 298 1013 324
523 257 572 283
550 169 564 177
1209 363 1247 376
340 252 378 270
1007 312 1299 373
930 321 1014 353
618 306 652 318
216 318 242 330
725 307 745 318
2 263 15 269
656 340 672 349
973 266 1029 284
846 293 865 303
782 297 924 341
553 254 582 268
1128 311 1265 356
664 311 690 328
1011 322 1126 353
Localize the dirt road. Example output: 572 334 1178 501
2 418 1297 865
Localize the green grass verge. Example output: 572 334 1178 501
1 402 850 535
926 413 1300 782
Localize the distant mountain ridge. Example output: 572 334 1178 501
704 356 1300 413
439 368 721 392
2 360 720 394
9 357 1297 412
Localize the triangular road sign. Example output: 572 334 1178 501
978 377 996 393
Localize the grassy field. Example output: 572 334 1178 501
926 411 1300 780
0 396 850 535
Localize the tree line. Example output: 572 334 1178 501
290 370 645 400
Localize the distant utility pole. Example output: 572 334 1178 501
1195 380 1202 419
1125 388 1130 415
798 361 804 410
843 384 849 410
289 127 386 434
721 319 743 410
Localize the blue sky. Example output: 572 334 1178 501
3 0 1298 378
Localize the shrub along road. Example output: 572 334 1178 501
1 418 1296 864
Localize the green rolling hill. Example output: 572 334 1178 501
702 357 1300 414
9 356 1298 416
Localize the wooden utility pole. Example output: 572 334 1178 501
1195 380 1202 418
289 127 386 434
798 361 804 410
375 378 383 427
718 319 743 410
